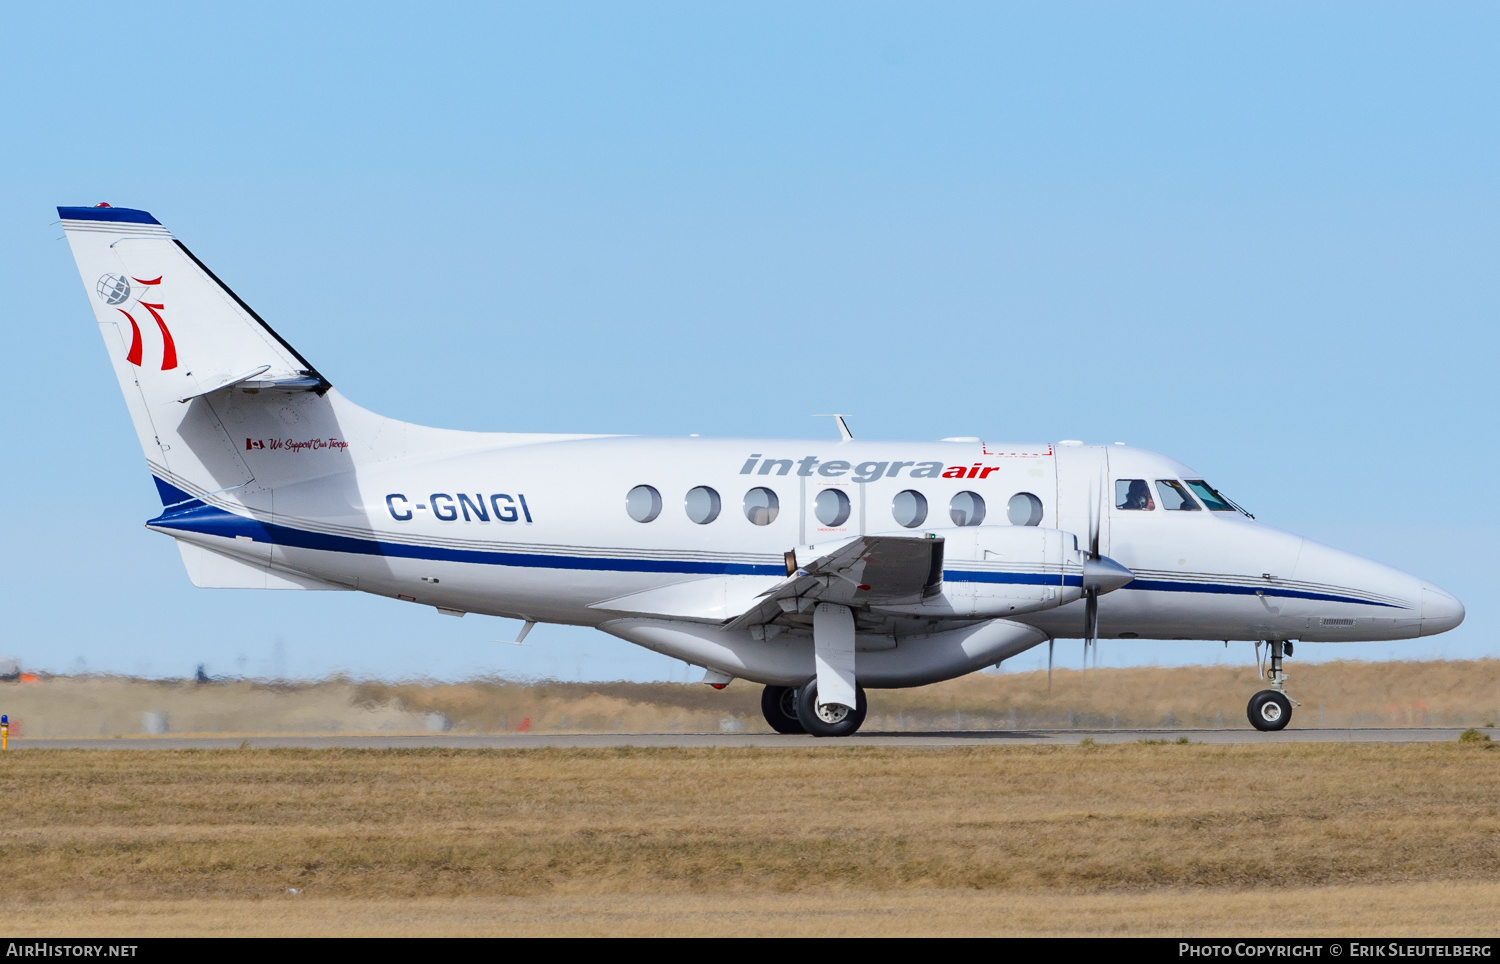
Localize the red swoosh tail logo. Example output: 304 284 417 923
118 309 143 367
138 302 176 370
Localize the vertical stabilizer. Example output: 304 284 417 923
59 204 329 504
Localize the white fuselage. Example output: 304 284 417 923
148 396 1464 688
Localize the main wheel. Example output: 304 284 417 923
761 685 806 734
794 679 868 737
1247 690 1292 731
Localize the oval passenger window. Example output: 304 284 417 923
892 489 928 528
949 491 986 527
1007 492 1043 526
626 485 662 523
743 487 779 526
814 488 851 527
685 486 722 525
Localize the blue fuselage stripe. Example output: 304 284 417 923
1125 578 1399 608
147 507 1400 608
151 509 785 576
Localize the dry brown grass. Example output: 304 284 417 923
0 743 1496 936
3 659 1497 737
361 658 1500 732
7 883 1500 937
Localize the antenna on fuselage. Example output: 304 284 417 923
493 619 536 646
813 414 853 441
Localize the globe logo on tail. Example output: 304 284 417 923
96 273 131 305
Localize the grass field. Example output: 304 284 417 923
0 743 1496 936
3 658 1498 737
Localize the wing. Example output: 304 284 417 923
724 534 944 630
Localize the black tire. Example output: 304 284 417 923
761 685 805 734
794 679 868 737
1248 690 1292 731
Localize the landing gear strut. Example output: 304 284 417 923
761 685 805 734
1247 640 1299 731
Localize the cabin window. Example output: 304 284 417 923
1155 479 1201 511
1007 492 1043 526
892 489 928 528
626 485 662 523
949 491 986 526
1185 480 1236 512
685 486 722 524
814 488 851 527
743 487 780 526
1115 479 1155 510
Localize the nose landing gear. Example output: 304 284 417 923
1248 640 1301 731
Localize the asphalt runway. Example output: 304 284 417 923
10 726 1488 750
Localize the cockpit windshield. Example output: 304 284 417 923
1184 480 1238 512
1155 479 1200 511
1115 477 1252 518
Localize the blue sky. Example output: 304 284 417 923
2 2 1496 681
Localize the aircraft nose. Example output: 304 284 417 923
1420 585 1465 636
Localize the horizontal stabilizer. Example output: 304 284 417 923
176 366 270 402
176 541 349 591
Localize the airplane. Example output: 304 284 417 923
58 203 1466 737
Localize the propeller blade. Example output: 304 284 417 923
1077 453 1114 671
1084 589 1099 668
1091 456 1107 558
1048 638 1054 693
1086 477 1100 559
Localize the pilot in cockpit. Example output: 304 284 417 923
1119 479 1155 510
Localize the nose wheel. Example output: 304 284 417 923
1248 690 1292 730
1247 640 1300 731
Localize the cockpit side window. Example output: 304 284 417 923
1155 479 1201 511
1185 480 1236 512
1115 479 1154 510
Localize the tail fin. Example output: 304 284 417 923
59 204 331 505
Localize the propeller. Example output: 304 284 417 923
1082 468 1103 667
1079 459 1135 667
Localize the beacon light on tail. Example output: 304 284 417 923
59 204 1464 736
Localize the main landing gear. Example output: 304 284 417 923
1247 640 1300 732
761 685 805 734
761 682 869 737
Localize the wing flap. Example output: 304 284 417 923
725 534 945 630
